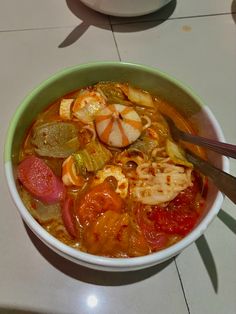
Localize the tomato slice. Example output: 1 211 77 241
134 204 169 251
76 182 124 226
149 184 200 236
149 207 198 236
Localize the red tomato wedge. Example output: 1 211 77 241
149 184 200 236
76 182 124 226
149 207 198 236
135 204 169 251
17 156 65 204
61 197 78 238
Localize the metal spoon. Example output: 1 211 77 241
185 150 236 204
164 115 236 204
164 115 236 159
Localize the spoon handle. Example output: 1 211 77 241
179 131 236 159
186 151 236 204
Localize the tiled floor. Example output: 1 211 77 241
0 1 236 313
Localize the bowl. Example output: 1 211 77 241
80 0 172 17
4 62 228 271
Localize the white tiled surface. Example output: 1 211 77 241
1 1 236 313
110 0 235 24
0 0 109 30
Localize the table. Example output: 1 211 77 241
0 1 235 313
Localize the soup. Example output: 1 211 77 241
17 81 206 257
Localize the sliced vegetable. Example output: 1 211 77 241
31 121 80 158
73 140 112 175
72 90 106 123
126 85 154 108
17 156 65 204
59 98 74 120
129 135 158 155
166 139 193 168
95 104 142 147
20 189 61 224
76 182 124 226
95 81 127 104
62 155 85 187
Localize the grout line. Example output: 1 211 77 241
174 258 191 314
0 12 235 33
0 22 107 33
110 11 236 26
109 16 121 61
0 24 78 33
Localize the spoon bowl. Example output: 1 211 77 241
164 115 236 158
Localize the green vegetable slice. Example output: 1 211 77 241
73 141 112 175
20 188 61 224
129 135 158 155
166 139 193 168
95 81 129 105
31 121 80 158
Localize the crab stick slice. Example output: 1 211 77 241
59 99 74 120
62 155 85 187
95 104 142 147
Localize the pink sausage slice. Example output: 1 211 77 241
17 156 65 204
61 197 78 238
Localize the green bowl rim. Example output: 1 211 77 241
4 61 209 162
